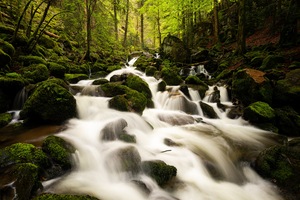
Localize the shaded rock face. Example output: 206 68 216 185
20 80 77 125
274 68 300 113
254 138 300 200
243 101 275 123
232 68 273 106
161 35 189 63
275 107 300 137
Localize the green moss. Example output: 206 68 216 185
0 113 12 128
185 75 202 85
48 62 66 78
0 143 50 168
65 73 89 84
161 66 183 85
260 55 285 71
18 55 47 66
42 136 74 170
33 193 99 200
0 39 15 57
21 64 49 83
20 81 77 125
119 133 136 143
14 163 41 200
244 101 275 123
145 66 157 76
5 72 22 78
107 65 122 73
141 160 177 186
92 78 109 85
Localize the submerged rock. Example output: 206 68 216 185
200 101 219 119
33 193 99 200
20 80 77 125
141 160 177 187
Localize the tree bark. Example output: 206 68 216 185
237 0 246 55
156 8 162 46
213 0 219 43
113 0 118 41
140 0 145 48
123 0 129 47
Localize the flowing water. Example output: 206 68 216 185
42 59 283 200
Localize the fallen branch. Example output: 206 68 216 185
44 30 59 38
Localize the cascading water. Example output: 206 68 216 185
43 58 283 200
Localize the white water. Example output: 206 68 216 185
43 59 283 200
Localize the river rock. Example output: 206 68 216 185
200 101 219 119
21 64 49 84
101 83 147 114
141 160 177 187
161 35 189 63
232 68 273 106
254 138 300 199
20 80 77 125
243 101 275 123
275 106 300 137
0 113 12 128
273 68 300 113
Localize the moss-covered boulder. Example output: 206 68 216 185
141 160 177 187
21 64 49 83
232 68 273 106
254 138 300 198
48 62 66 78
101 83 147 114
0 143 50 168
275 107 300 137
65 73 89 84
0 113 12 128
243 101 275 123
274 69 300 113
33 193 99 200
42 135 75 170
18 55 47 66
20 81 77 125
185 75 202 85
161 66 183 85
92 78 109 85
145 66 157 76
124 74 153 107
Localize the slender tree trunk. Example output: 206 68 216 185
113 0 118 41
26 1 43 38
237 0 246 54
213 0 219 43
156 8 162 46
123 0 129 47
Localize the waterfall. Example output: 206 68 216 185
42 58 283 200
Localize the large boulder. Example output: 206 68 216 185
254 138 300 199
275 106 300 137
232 68 273 106
21 64 49 84
274 69 300 113
20 80 77 125
161 35 189 63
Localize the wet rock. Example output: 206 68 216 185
33 193 99 200
158 112 195 125
42 135 75 171
254 138 300 199
157 80 167 92
275 106 300 137
101 83 147 114
200 101 219 119
161 35 189 63
232 68 273 106
108 146 141 175
191 48 209 62
243 101 275 123
20 64 49 84
161 66 183 86
141 160 177 187
20 80 77 125
65 73 89 84
101 118 135 143
92 78 109 85
274 68 300 113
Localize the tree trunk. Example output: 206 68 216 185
113 0 118 41
237 0 246 54
156 8 162 46
85 0 91 60
123 0 129 47
213 0 219 43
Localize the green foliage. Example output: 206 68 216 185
18 55 47 66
